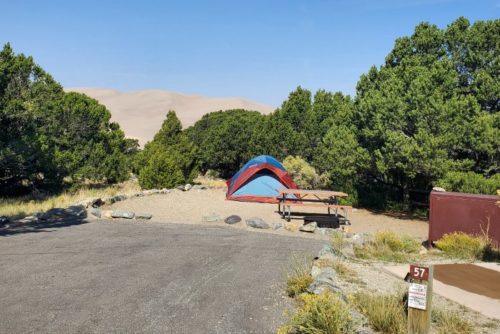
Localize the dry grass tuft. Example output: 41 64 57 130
278 291 355 334
351 290 407 334
193 174 227 189
0 180 140 219
432 308 473 334
435 231 494 261
284 253 314 298
354 230 421 263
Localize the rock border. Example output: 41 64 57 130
6 184 209 225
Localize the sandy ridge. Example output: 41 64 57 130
66 87 276 146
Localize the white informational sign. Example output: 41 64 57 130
408 283 427 310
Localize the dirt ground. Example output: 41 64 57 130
107 188 429 240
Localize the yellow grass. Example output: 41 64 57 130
0 180 141 219
194 175 227 189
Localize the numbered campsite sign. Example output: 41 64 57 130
408 264 433 334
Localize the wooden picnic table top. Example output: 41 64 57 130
278 189 348 198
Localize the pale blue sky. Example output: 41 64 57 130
1 0 498 106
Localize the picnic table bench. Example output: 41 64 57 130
277 189 352 224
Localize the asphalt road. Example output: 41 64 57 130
0 220 323 334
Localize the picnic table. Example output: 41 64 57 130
277 189 352 223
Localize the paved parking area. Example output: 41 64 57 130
0 220 323 333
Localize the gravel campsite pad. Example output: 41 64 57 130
106 188 429 240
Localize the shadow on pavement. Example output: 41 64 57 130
0 213 88 237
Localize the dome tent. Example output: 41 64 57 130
226 155 297 203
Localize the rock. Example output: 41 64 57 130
112 195 127 203
160 188 170 194
192 184 207 190
307 267 342 295
65 205 86 217
18 215 38 224
135 213 153 220
318 252 338 262
111 210 135 219
143 189 160 195
134 192 145 197
224 215 241 224
91 198 104 208
284 222 300 232
432 186 446 192
318 244 345 260
102 210 113 219
102 196 114 205
299 222 317 233
351 233 366 246
311 266 322 278
271 223 283 230
184 184 193 191
245 217 270 229
318 244 335 257
0 216 10 225
202 213 221 222
90 208 102 218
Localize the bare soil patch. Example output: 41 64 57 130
434 264 500 299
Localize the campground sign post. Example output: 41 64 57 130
407 264 433 334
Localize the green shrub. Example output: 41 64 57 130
435 232 489 260
436 172 500 195
138 149 186 189
283 156 330 190
285 253 314 298
278 291 355 334
432 308 473 334
137 111 199 189
354 231 421 262
352 291 407 334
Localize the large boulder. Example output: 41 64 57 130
245 217 270 229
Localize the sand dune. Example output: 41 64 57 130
66 88 275 146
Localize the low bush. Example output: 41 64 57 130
436 171 500 195
435 232 489 261
432 308 473 334
283 156 330 190
352 291 407 334
278 291 355 334
354 231 421 262
285 253 314 298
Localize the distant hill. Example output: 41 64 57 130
66 88 275 146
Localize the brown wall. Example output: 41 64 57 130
429 191 500 246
